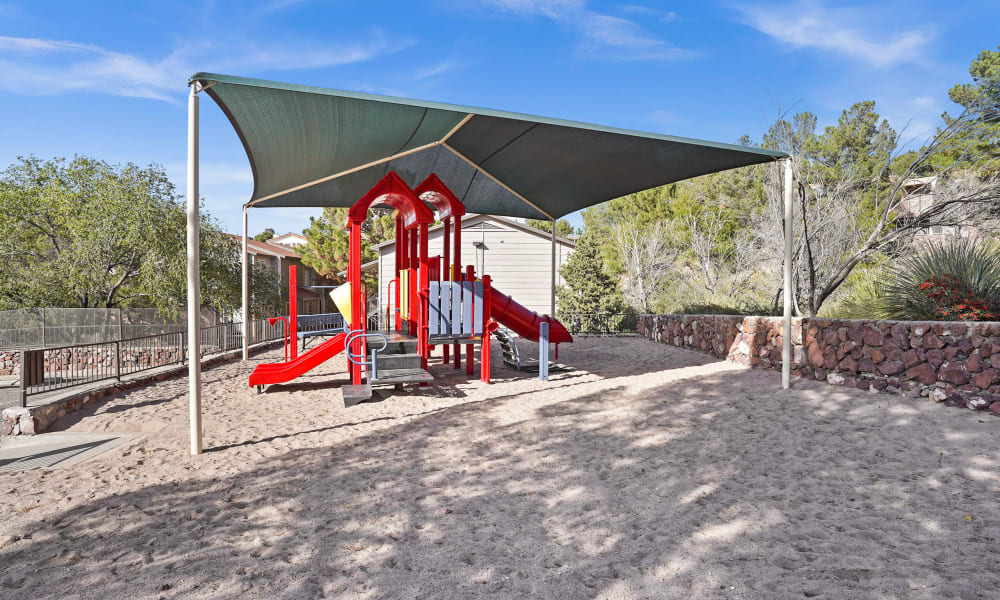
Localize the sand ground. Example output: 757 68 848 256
1 337 999 600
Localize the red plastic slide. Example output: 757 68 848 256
489 287 573 344
249 332 348 387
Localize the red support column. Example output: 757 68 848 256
394 215 403 331
349 222 363 385
409 228 418 336
418 223 429 373
453 218 462 369
289 264 298 360
466 264 474 375
442 218 450 364
481 274 492 383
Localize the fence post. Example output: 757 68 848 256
19 349 27 408
41 307 46 349
118 307 125 342
115 340 121 381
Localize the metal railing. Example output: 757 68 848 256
14 317 285 406
556 313 639 335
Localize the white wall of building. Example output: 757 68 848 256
375 215 574 325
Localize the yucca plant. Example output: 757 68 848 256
829 262 891 319
880 239 1000 321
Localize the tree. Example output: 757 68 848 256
254 228 275 242
939 45 1000 175
557 233 626 315
0 155 277 317
299 206 394 284
614 218 680 312
526 218 575 237
762 92 1000 316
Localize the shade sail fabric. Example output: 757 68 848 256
190 72 787 220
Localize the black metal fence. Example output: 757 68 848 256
15 318 284 407
556 313 639 335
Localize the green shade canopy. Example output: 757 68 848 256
190 73 787 220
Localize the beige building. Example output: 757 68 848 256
371 214 575 328
231 234 327 315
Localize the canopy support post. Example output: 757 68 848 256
782 158 793 390
241 206 249 361
187 84 203 455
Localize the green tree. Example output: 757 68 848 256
938 45 1000 175
0 155 276 317
299 207 395 284
526 218 575 237
254 228 275 242
557 233 626 315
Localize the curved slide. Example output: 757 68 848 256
249 332 347 387
489 287 573 344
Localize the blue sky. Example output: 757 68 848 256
1 0 996 235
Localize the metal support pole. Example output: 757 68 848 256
186 84 203 455
241 206 249 360
19 349 27 408
539 321 549 382
782 158 794 390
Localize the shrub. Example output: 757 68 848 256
880 239 1000 321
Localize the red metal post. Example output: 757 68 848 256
466 264 474 375
349 222 362 385
419 223 429 372
481 274 492 383
409 228 418 335
442 218 450 363
289 264 298 360
394 214 403 331
453 218 462 369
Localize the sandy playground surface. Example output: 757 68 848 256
1 336 1000 599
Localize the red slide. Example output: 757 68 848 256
249 332 348 387
489 287 573 344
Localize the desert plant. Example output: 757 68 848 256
880 239 1000 321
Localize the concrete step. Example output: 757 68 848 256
341 383 372 407
372 368 433 385
376 352 422 370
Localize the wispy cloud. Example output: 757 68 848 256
481 0 695 61
735 2 934 68
0 29 414 103
410 58 467 81
619 5 677 24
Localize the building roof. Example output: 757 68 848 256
228 234 300 258
190 73 786 220
270 232 308 244
373 214 577 250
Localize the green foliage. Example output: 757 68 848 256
526 218 575 237
879 240 1000 321
582 184 679 275
0 156 265 317
254 228 275 242
298 207 394 285
938 45 1000 175
821 262 891 320
557 233 626 315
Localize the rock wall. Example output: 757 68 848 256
637 315 1000 415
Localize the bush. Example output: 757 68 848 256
880 239 1000 321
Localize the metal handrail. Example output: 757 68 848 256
345 330 388 381
386 278 398 329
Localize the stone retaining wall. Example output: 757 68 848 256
637 314 1000 416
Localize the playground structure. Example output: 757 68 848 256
249 172 573 404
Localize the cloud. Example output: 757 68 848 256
410 59 466 81
618 5 677 24
0 29 414 103
480 0 695 61
736 2 934 68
